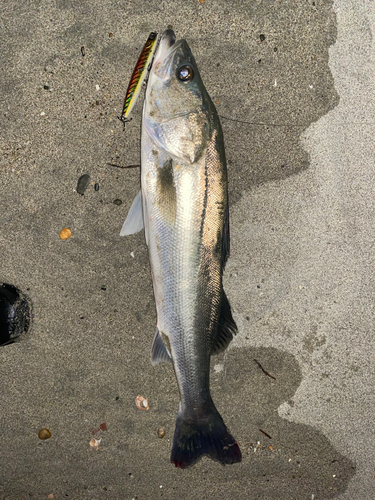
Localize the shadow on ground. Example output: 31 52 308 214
0 345 355 500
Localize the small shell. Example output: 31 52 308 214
157 428 166 438
89 437 101 450
38 428 51 440
59 228 72 240
135 395 149 410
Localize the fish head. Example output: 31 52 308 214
143 30 214 164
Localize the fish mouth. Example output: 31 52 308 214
161 29 176 49
152 29 180 71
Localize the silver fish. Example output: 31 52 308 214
121 30 241 468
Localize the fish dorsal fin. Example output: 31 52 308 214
211 291 237 355
120 190 144 236
222 204 230 268
151 328 173 365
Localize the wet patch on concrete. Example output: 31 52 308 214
198 0 340 204
0 345 355 499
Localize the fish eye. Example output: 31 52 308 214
177 65 194 82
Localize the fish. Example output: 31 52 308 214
120 29 241 468
121 32 159 122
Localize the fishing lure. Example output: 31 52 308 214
121 32 159 123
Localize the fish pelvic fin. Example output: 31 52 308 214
211 290 237 355
120 189 144 236
151 328 172 365
171 402 241 469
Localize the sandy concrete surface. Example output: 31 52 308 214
0 0 373 498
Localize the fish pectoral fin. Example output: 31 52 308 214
151 328 173 366
120 190 144 236
211 290 238 355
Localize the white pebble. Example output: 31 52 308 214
96 84 100 91
214 364 224 373
130 251 135 258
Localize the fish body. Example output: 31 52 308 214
121 30 241 468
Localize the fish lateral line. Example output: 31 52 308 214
219 114 303 128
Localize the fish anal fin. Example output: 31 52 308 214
120 190 144 236
211 290 237 355
151 328 172 366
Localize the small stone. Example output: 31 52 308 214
113 199 122 206
38 428 51 440
43 85 49 90
59 228 72 240
157 428 166 438
94 183 99 191
260 34 266 41
76 174 91 195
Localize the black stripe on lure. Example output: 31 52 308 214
120 32 159 124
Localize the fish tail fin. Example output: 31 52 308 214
171 402 241 469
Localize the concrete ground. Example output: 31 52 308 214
0 0 373 498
